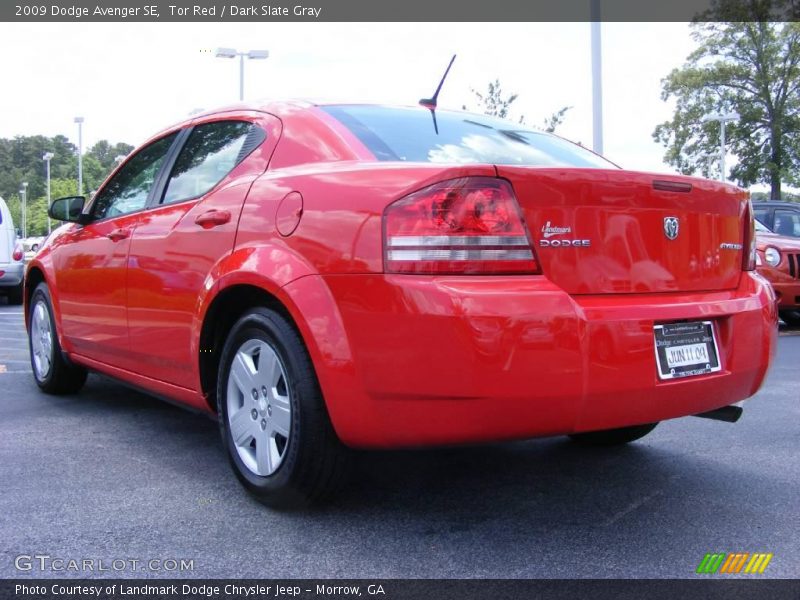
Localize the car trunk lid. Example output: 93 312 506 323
498 167 748 294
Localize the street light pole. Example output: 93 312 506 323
43 152 54 235
20 182 28 240
239 53 244 101
214 48 269 101
701 112 739 182
74 117 84 195
590 0 604 155
720 119 727 181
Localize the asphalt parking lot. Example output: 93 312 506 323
1 300 798 579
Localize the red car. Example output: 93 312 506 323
755 219 800 326
25 102 777 506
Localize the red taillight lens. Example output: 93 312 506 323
743 200 756 271
383 177 539 275
12 243 23 262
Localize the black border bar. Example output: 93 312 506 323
4 0 800 23
4 579 800 600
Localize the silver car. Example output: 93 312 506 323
0 197 24 305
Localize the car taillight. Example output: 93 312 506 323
743 200 756 271
12 243 23 262
383 177 539 275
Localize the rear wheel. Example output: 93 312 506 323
780 310 800 327
217 307 349 508
7 282 23 305
569 423 658 446
28 282 87 394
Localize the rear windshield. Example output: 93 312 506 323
321 105 616 168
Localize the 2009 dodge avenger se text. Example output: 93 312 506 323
24 101 778 507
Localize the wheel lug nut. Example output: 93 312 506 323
251 409 258 420
251 389 258 400
261 386 268 397
260 419 267 430
267 405 272 416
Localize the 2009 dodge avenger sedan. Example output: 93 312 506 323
25 101 778 506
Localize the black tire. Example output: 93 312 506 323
7 282 23 305
780 310 800 327
28 282 87 394
217 307 350 508
569 422 658 446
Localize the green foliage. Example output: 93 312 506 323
0 136 132 236
465 79 571 132
750 190 800 202
653 8 800 198
542 105 573 133
469 79 520 120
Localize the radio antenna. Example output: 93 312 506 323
419 54 456 134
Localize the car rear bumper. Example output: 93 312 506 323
284 271 777 448
0 262 24 287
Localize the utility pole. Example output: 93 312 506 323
590 0 604 155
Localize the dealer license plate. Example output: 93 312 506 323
653 321 721 380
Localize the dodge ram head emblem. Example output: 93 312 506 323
664 217 679 240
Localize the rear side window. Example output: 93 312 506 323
321 105 616 168
753 208 769 224
161 120 264 204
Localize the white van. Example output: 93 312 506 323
0 196 24 305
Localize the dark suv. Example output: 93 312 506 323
752 200 800 238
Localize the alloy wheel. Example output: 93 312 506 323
31 300 53 380
225 338 292 476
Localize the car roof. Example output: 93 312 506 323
146 100 560 144
752 200 800 206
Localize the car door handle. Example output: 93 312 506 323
106 228 130 242
195 210 231 229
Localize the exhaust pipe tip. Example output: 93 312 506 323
693 405 743 423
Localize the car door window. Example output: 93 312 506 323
161 121 263 204
774 209 800 237
91 132 178 220
753 208 769 225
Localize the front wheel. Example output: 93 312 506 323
217 307 350 508
569 423 658 446
28 282 87 394
780 310 800 327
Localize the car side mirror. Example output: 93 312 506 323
49 196 89 224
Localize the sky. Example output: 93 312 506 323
0 22 699 176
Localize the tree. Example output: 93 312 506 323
542 106 573 133
465 79 572 132
468 79 521 120
653 7 800 198
88 140 133 174
0 135 132 236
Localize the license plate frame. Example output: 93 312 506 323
653 320 722 380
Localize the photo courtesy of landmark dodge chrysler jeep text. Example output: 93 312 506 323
24 101 778 506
